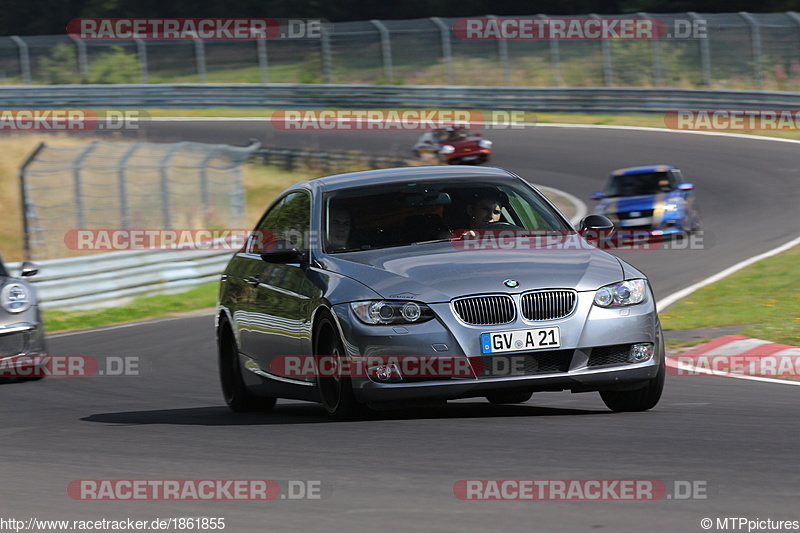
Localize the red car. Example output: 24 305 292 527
412 125 492 164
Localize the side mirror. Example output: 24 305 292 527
260 240 304 264
590 191 605 200
579 215 615 242
20 261 39 277
678 183 694 190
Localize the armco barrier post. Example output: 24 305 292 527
431 17 453 85
371 20 394 85
9 36 31 84
135 39 149 84
257 39 269 83
739 12 763 90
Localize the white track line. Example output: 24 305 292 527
656 234 800 311
48 311 215 338
536 185 587 226
149 117 800 146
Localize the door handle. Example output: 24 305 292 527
246 275 261 286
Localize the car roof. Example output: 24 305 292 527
610 165 677 176
307 165 518 192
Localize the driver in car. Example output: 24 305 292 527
467 191 503 228
327 207 352 250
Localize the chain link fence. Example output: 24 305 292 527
20 140 259 260
1 13 799 90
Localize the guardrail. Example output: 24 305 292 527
3 84 800 113
255 146 409 171
7 248 233 311
7 146 413 311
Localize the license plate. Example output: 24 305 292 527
481 327 561 354
620 217 653 227
461 155 479 161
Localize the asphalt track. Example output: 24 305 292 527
2 123 799 532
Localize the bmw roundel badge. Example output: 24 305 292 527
504 279 519 288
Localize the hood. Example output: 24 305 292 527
600 192 673 214
321 242 624 303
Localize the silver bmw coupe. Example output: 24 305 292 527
216 166 665 419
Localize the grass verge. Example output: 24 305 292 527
44 282 218 333
660 245 800 346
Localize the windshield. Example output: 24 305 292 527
323 179 571 253
604 172 674 197
433 128 471 142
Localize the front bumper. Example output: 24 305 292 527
0 322 47 375
444 149 491 162
332 292 663 404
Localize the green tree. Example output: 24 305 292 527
38 44 140 85
87 46 140 84
38 44 80 84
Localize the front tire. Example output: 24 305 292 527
315 314 371 420
218 321 276 412
600 356 665 412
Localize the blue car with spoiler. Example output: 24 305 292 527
591 165 701 236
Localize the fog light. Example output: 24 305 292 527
629 343 654 363
374 363 402 382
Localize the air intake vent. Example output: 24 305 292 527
520 290 577 321
452 295 515 325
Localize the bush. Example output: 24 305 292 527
88 46 140 84
38 44 79 84
38 45 140 85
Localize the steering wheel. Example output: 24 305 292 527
480 221 523 230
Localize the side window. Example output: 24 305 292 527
670 170 682 187
247 197 286 254
271 192 311 252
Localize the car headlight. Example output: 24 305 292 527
593 280 646 308
439 145 455 154
1 283 33 313
351 301 435 325
664 202 680 212
479 139 493 149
